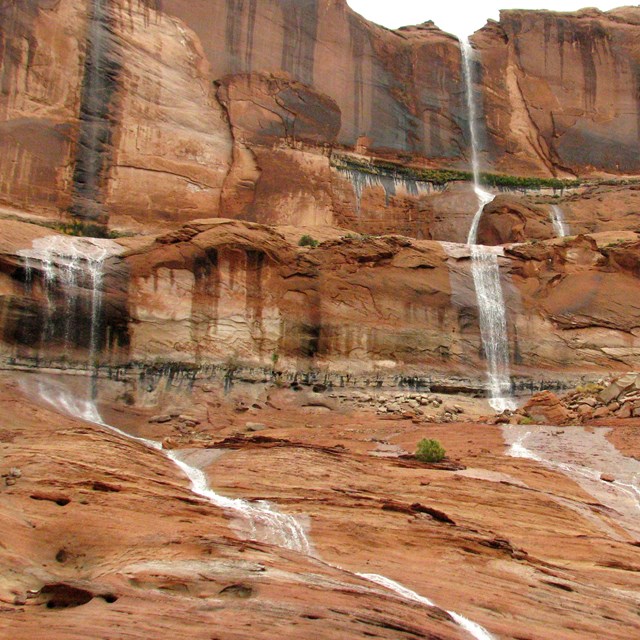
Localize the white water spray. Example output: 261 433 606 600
358 574 495 640
550 204 569 237
460 39 515 412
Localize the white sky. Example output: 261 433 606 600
346 1 631 38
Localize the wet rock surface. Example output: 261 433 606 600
3 372 640 639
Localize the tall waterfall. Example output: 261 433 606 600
461 40 494 245
550 204 569 237
470 246 515 412
460 39 516 412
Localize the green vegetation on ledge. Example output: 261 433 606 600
331 154 582 191
56 220 132 239
298 234 319 248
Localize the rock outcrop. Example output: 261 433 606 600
2 2 639 235
2 219 638 392
517 373 640 424
476 194 554 244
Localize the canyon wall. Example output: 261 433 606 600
2 2 639 234
2 219 638 393
476 8 640 177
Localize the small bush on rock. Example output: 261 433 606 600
415 438 446 463
299 234 319 248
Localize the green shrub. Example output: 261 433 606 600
299 234 319 248
575 382 604 394
415 438 446 463
330 153 583 191
520 415 535 425
55 220 131 239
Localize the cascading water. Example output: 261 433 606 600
18 235 121 371
506 426 640 538
460 39 494 245
358 574 495 640
470 246 515 412
32 376 313 554
550 204 569 237
19 233 496 637
32 375 495 639
461 38 515 412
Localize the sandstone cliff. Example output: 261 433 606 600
2 2 639 235
475 8 640 177
2 218 638 394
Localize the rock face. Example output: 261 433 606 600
2 2 640 234
475 8 640 177
2 219 639 391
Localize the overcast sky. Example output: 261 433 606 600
346 1 630 38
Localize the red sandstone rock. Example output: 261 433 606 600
477 194 554 245
476 8 640 177
522 391 572 424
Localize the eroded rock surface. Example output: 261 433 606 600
3 373 640 639
2 2 639 234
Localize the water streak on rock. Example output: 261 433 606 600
550 204 569 237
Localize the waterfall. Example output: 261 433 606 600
550 204 569 237
460 38 494 245
470 246 515 412
460 38 515 412
18 235 121 368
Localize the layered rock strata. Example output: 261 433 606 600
2 219 638 396
2 2 639 234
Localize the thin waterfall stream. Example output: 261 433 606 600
19 235 496 640
460 38 515 412
550 204 569 237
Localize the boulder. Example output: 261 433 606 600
476 195 553 245
523 391 572 425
